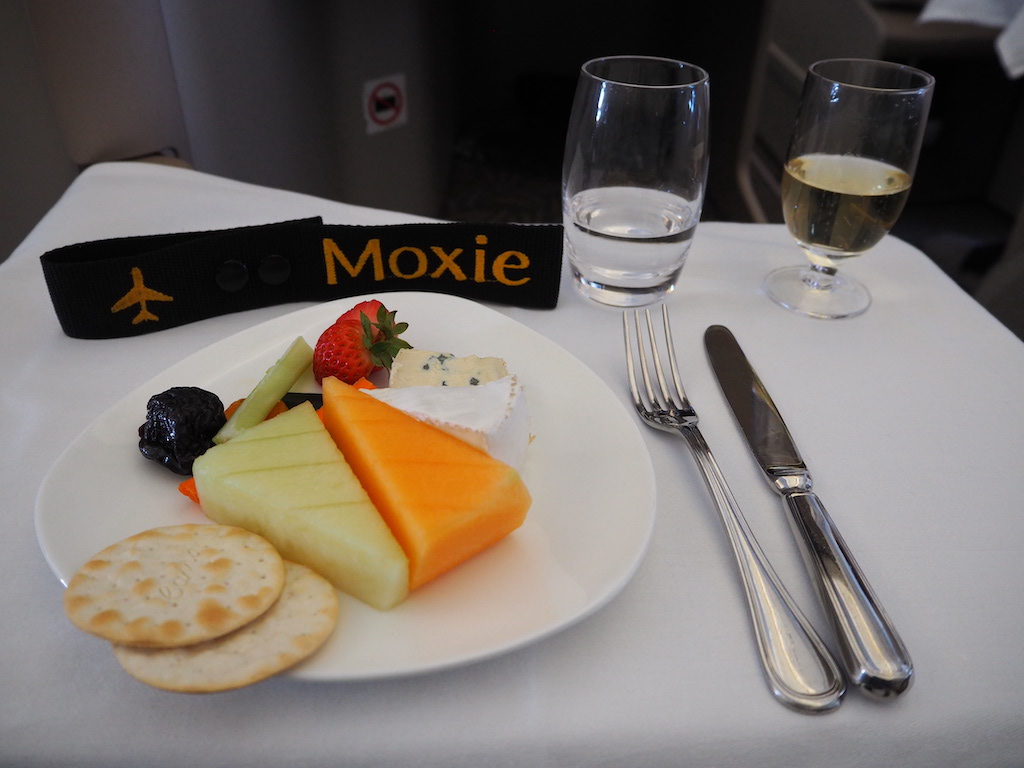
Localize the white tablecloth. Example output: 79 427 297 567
4 163 1024 767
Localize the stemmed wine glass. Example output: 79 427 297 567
764 58 935 319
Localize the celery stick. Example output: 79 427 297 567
213 336 314 443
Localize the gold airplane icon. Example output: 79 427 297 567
111 267 174 324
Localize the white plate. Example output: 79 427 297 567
35 292 656 680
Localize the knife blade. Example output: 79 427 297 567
704 324 913 699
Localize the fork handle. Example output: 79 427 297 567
680 426 845 713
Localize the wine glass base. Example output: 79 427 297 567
763 266 871 319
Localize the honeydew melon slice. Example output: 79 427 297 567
213 336 313 444
194 401 409 610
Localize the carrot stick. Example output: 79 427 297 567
224 398 289 420
178 477 200 504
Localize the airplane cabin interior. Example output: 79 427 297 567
3 0 1023 337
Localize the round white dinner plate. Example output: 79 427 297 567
35 292 656 680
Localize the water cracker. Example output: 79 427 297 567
63 524 285 648
112 561 339 692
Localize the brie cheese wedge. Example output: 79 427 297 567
367 375 530 470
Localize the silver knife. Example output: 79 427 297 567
704 325 913 699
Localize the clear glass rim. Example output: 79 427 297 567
809 57 935 94
581 55 709 89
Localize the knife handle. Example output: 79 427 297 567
783 490 913 698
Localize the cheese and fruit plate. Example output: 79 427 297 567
35 292 656 686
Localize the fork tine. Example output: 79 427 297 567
627 309 665 411
658 304 688 406
624 311 654 411
625 307 683 413
625 312 648 407
635 311 661 410
625 306 689 413
622 311 642 409
643 308 677 410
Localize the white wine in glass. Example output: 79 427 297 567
765 59 934 319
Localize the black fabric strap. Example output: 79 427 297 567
39 218 564 339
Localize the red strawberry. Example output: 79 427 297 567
336 299 384 326
312 304 411 384
328 300 388 356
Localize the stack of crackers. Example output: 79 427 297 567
63 524 338 692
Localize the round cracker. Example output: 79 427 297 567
112 561 339 692
64 524 285 648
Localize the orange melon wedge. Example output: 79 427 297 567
321 377 531 590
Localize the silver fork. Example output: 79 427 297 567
624 305 845 714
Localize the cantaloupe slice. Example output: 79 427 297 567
193 401 409 610
321 377 531 590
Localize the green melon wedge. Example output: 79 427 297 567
213 336 313 444
193 401 409 610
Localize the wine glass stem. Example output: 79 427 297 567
804 264 838 291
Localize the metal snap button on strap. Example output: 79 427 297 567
215 259 249 291
258 253 291 285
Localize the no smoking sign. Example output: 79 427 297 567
363 73 407 135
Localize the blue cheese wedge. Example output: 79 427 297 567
389 349 508 388
366 375 530 469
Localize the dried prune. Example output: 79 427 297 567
138 387 225 475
